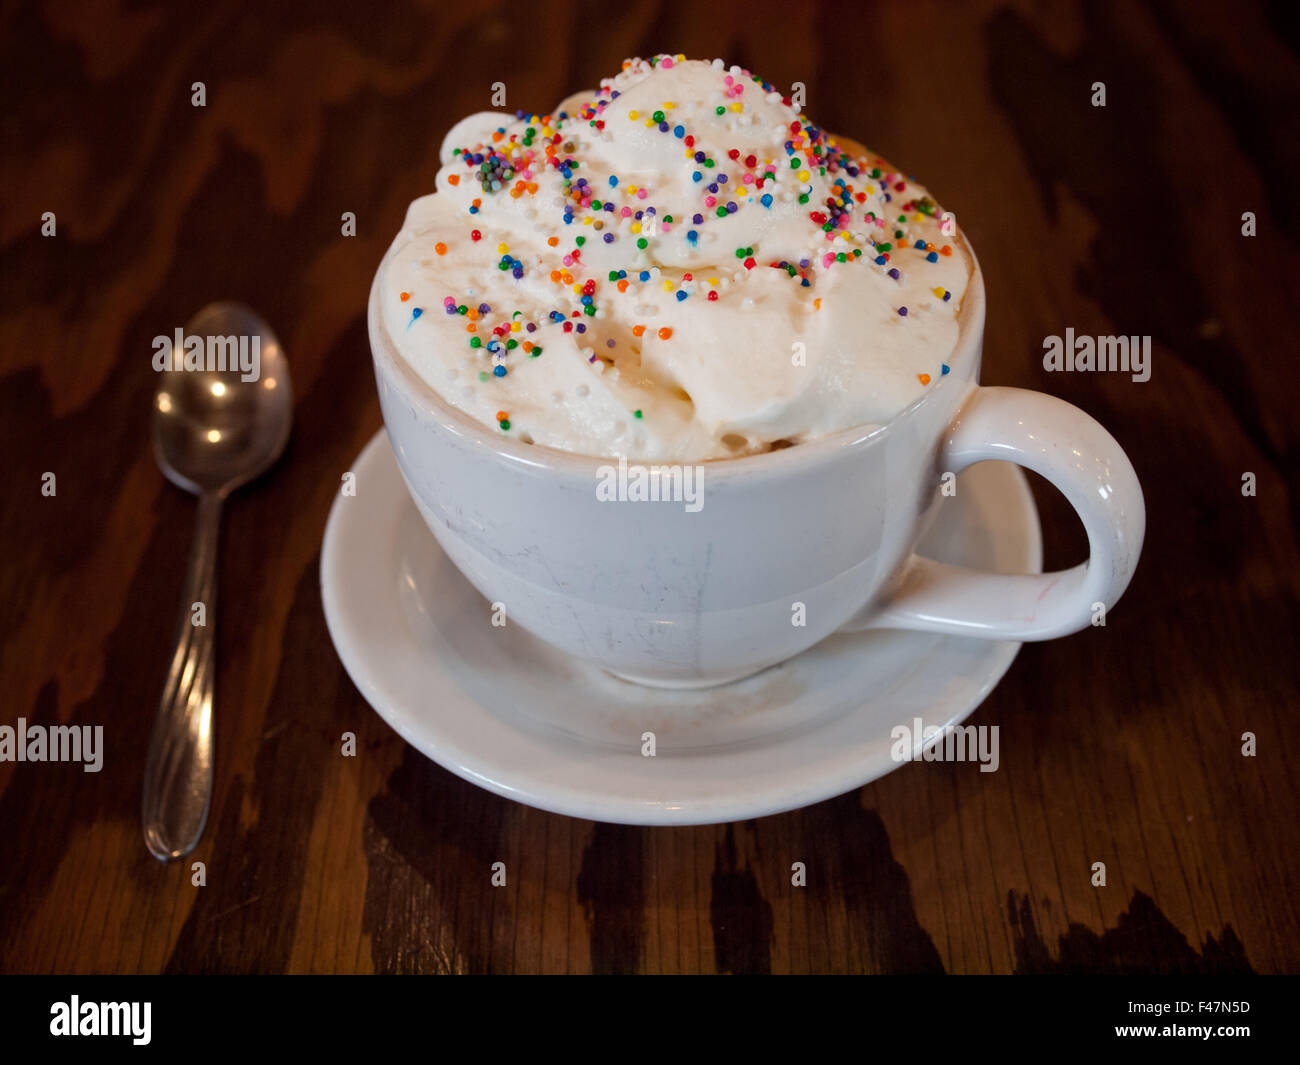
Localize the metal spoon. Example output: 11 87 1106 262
144 302 292 861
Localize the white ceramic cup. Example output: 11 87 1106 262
369 246 1144 689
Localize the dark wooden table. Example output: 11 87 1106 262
2 0 1297 974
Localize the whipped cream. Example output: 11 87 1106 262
379 55 971 461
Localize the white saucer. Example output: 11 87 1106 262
321 430 1042 825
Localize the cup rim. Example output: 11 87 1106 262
370 231 985 482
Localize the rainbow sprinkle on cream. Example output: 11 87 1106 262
378 55 971 461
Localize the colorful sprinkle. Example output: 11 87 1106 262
422 55 966 428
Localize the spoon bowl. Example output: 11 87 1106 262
153 302 292 496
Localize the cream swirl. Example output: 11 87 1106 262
379 54 971 461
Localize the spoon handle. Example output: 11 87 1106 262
143 490 222 861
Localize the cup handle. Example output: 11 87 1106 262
841 385 1145 641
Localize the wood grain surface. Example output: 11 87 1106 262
1 0 1297 974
